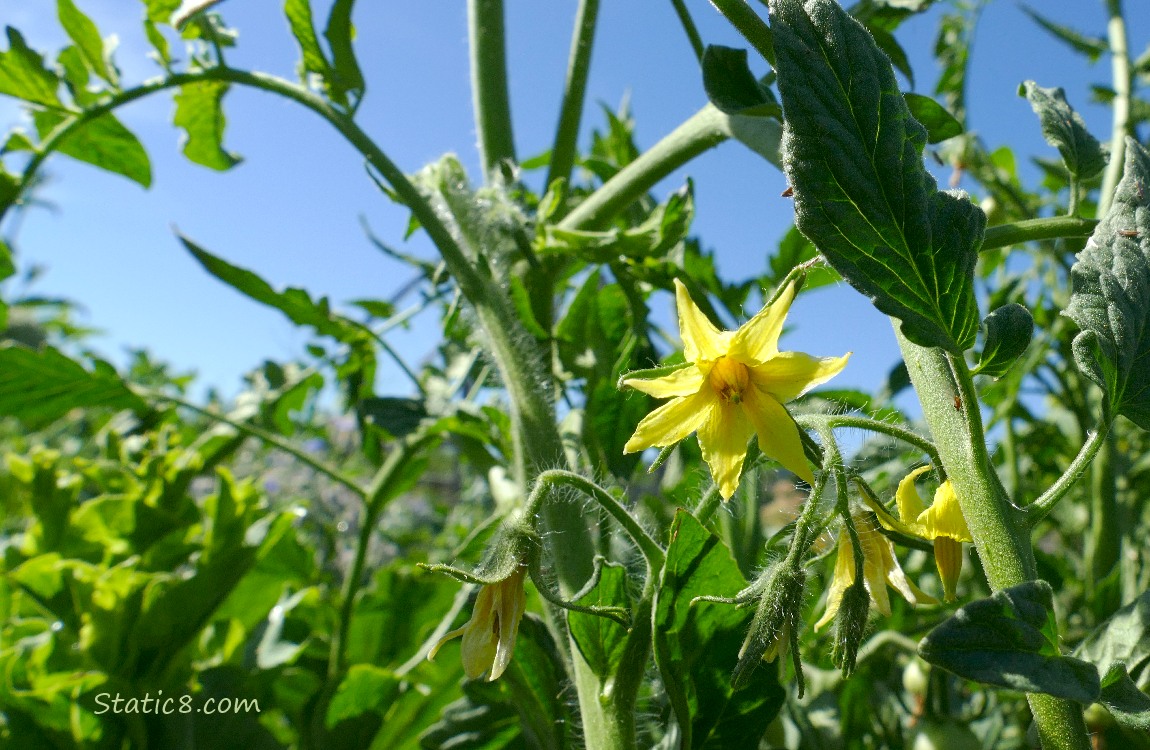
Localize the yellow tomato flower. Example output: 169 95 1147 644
428 565 527 681
622 279 849 499
861 466 973 602
815 513 937 630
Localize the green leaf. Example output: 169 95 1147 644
701 46 779 117
419 681 520 750
903 92 962 144
359 397 427 439
1075 589 1150 681
284 0 332 83
568 560 631 680
653 511 785 749
868 26 913 87
1065 138 1150 430
975 303 1033 378
33 110 151 188
173 80 241 170
1022 6 1108 63
57 0 115 85
769 0 982 353
325 665 400 727
918 580 1101 703
0 346 147 425
1098 663 1150 730
1020 80 1108 180
324 0 364 110
143 0 182 24
0 27 61 107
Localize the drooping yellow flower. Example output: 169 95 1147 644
428 565 527 681
861 466 973 602
623 279 849 499
815 513 937 630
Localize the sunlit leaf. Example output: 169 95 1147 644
975 303 1033 378
0 28 61 108
33 110 151 188
0 346 147 425
1021 80 1107 181
173 80 241 170
57 0 116 85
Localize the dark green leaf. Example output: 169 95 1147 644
701 45 779 117
1021 80 1108 180
932 9 973 121
500 615 571 750
918 581 1101 703
903 92 962 144
359 397 427 439
324 0 364 110
1099 663 1150 730
1075 589 1150 680
1065 139 1150 430
653 511 785 749
769 0 982 353
1022 6 1108 63
0 345 147 425
173 80 241 170
284 0 331 83
0 27 61 107
33 110 151 188
868 26 913 87
325 665 400 727
975 303 1033 378
57 0 115 85
568 560 631 679
419 681 520 750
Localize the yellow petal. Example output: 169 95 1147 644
729 280 796 363
623 364 705 398
741 387 814 484
427 624 467 661
933 537 964 602
750 351 851 404
858 522 893 617
674 279 730 362
815 534 856 630
696 400 756 499
489 568 527 681
459 587 498 680
896 466 932 522
916 480 973 542
623 390 715 453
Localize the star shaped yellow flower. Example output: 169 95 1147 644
815 512 937 630
623 279 849 499
428 565 527 681
861 466 972 602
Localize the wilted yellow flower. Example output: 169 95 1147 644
815 513 937 630
861 466 972 602
428 565 527 681
623 279 849 499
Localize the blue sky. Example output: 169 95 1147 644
0 1 1138 401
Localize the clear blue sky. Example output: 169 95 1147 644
0 1 1137 400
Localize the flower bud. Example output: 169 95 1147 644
733 563 806 689
831 577 870 676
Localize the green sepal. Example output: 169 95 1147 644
701 45 780 118
617 361 690 390
974 303 1034 378
420 521 539 587
918 580 1101 703
1065 138 1150 430
769 0 982 354
1020 80 1107 180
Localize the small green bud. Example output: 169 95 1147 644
831 577 870 676
733 562 807 690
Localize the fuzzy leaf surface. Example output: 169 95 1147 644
976 303 1034 378
769 0 981 353
1021 81 1107 180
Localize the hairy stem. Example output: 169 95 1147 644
1099 0 1131 217
796 414 941 468
980 216 1097 252
468 0 517 178
1025 418 1109 524
547 0 601 188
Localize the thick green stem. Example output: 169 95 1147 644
468 0 517 178
1025 419 1109 524
980 216 1097 252
558 104 733 231
893 328 1089 749
1087 430 1120 618
546 0 600 188
708 0 775 66
1099 0 1131 217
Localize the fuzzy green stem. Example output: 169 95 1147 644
468 0 517 178
546 0 601 188
894 328 1089 749
796 414 941 468
980 216 1097 252
558 104 733 231
1099 0 1131 218
693 484 724 524
708 0 775 66
1024 419 1109 525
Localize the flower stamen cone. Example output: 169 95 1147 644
623 279 849 499
428 565 528 681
